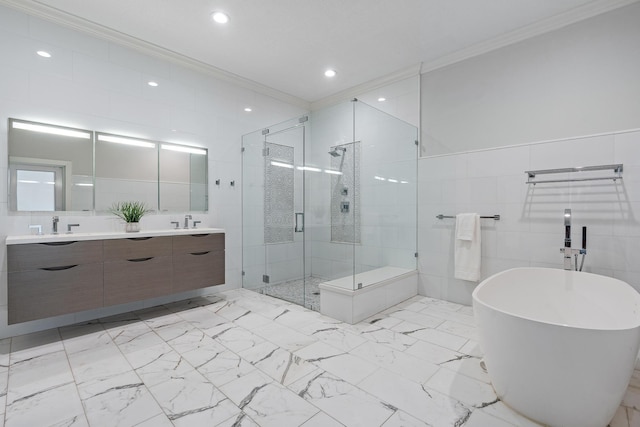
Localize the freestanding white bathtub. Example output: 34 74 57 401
473 267 640 427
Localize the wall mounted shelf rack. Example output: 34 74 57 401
525 164 623 185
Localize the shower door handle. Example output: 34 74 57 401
295 212 304 232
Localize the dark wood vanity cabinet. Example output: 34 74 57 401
7 232 225 324
8 241 104 324
173 234 225 292
103 237 173 306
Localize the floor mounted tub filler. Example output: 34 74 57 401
473 267 640 427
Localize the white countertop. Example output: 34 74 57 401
6 227 225 245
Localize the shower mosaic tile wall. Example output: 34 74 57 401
331 141 361 243
264 142 294 244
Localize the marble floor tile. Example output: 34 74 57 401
358 368 471 425
381 410 429 427
6 350 74 405
424 367 498 408
358 324 417 351
4 382 86 427
436 319 479 340
464 409 519 427
149 369 240 426
439 354 490 384
176 306 230 330
81 372 163 427
392 321 468 351
219 370 319 427
66 343 133 385
107 322 165 354
133 413 174 427
388 309 445 329
479 401 544 427
217 411 261 427
300 411 344 427
295 341 378 384
59 323 111 354
204 324 265 353
239 341 319 386
303 325 367 352
291 370 395 427
196 348 257 388
126 342 193 387
405 338 465 365
9 329 64 363
252 322 317 352
150 320 197 342
349 340 439 383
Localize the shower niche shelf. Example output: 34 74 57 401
525 164 623 185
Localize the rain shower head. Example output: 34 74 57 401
328 147 346 157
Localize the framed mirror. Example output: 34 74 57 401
8 119 94 211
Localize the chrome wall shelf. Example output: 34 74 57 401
525 164 623 185
436 214 500 220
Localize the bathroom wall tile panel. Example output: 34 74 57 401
31 16 109 60
30 72 111 117
108 92 173 127
0 5 29 35
467 145 529 178
0 66 29 103
108 43 172 80
614 131 640 166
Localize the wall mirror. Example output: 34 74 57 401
8 119 94 211
95 132 159 211
8 118 209 213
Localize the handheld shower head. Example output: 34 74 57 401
328 147 346 157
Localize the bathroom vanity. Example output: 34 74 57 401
6 228 224 324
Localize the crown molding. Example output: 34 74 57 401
421 0 640 74
0 0 311 109
310 63 422 111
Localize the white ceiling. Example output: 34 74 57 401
4 0 637 103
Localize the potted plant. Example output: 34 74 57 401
110 201 149 232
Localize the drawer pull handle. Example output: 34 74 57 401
191 251 210 256
127 237 153 241
40 265 78 271
190 234 209 238
128 257 154 262
40 241 78 246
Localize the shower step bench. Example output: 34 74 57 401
319 266 417 324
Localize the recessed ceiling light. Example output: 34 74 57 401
36 50 51 58
212 11 229 24
378 97 386 102
244 107 252 112
324 69 337 78
148 81 158 87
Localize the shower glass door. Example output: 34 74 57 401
242 118 310 308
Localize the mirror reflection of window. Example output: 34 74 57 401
16 169 56 211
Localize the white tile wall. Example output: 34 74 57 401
0 5 307 338
418 129 640 304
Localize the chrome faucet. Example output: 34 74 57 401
52 216 59 234
67 223 79 234
560 209 587 271
184 214 192 229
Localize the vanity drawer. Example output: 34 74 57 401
173 250 225 292
8 263 104 324
103 236 172 262
104 256 173 306
8 240 103 272
172 233 224 254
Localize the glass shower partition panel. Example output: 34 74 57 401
242 119 309 308
353 101 418 289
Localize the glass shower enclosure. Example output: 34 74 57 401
242 99 417 311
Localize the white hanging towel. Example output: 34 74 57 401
454 213 481 282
